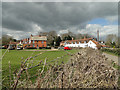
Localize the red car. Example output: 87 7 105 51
64 47 72 50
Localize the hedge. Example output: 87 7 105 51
101 48 120 56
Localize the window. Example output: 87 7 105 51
33 44 34 47
84 41 86 43
71 42 73 44
33 40 34 43
42 40 44 43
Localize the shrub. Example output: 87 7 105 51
101 48 120 56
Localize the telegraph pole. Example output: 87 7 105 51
97 30 99 42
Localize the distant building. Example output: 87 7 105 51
60 37 104 49
21 34 47 49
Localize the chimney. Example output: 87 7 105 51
84 36 86 39
97 30 99 42
72 37 74 40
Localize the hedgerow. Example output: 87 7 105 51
101 48 120 56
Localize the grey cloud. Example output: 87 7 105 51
2 2 118 39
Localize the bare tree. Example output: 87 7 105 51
2 35 13 45
106 34 118 47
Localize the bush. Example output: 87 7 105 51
101 48 120 56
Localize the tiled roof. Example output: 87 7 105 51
101 45 109 47
91 40 100 46
63 38 93 44
30 36 47 40
9 41 19 44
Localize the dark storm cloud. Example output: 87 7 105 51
2 2 117 32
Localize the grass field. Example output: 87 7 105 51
2 49 78 88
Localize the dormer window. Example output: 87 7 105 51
75 42 77 44
84 41 86 43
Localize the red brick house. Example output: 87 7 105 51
22 34 47 49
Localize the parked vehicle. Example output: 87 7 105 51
64 47 72 50
1 46 7 49
17 44 23 50
58 46 64 49
8 44 16 50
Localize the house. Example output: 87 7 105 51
22 34 47 49
60 37 103 49
61 37 93 48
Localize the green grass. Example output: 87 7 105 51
103 51 119 57
2 49 78 88
23 48 51 50
101 48 120 56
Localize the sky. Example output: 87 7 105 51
1 2 118 40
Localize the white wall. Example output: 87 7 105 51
87 40 97 49
64 40 98 49
64 43 88 48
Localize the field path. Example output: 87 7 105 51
102 52 119 65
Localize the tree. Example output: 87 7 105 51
2 35 14 45
61 31 73 41
75 33 83 39
106 34 117 47
63 35 72 41
48 31 57 46
54 36 62 46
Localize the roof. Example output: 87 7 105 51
30 35 47 40
91 40 100 46
9 41 19 45
61 38 93 44
101 45 109 47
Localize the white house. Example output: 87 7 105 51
60 38 102 49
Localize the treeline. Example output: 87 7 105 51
2 31 120 48
105 34 120 48
101 48 120 56
38 31 92 47
1 31 92 47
